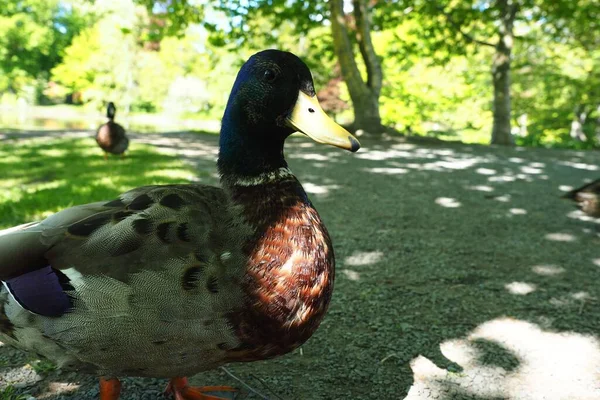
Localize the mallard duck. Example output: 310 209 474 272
0 50 360 400
96 102 129 160
564 178 600 217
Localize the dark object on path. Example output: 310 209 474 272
0 50 360 400
563 178 600 217
96 102 129 159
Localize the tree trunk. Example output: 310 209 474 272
329 0 384 135
570 105 588 141
490 0 517 145
596 104 600 141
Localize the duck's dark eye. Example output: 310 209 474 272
263 69 277 82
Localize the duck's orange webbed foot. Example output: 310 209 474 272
165 377 237 400
99 377 122 400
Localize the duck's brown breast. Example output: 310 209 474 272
225 178 334 361
96 124 112 148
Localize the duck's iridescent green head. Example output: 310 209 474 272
218 50 360 178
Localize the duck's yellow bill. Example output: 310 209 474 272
285 91 360 152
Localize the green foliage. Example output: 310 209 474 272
512 20 600 148
134 0 204 38
0 0 89 100
29 358 57 375
3 0 600 148
374 19 493 142
0 386 27 400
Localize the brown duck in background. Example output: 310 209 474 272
0 50 360 400
96 102 129 160
563 178 600 217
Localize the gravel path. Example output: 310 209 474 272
1 130 600 399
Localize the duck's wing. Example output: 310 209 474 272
110 122 128 152
0 201 107 281
0 184 250 316
111 122 127 139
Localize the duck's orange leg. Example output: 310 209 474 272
99 377 122 400
165 377 237 400
103 152 108 161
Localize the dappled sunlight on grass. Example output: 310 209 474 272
0 137 194 228
290 153 330 161
520 166 543 174
545 232 577 242
343 251 384 266
302 182 341 195
531 265 565 276
509 208 527 215
566 209 600 222
505 281 537 295
364 167 408 175
559 184 574 192
435 197 461 208
143 169 196 180
549 292 593 309
508 157 526 163
476 167 497 175
406 318 600 400
560 160 599 171
571 291 592 301
491 194 511 202
340 269 361 281
488 174 518 182
467 184 494 192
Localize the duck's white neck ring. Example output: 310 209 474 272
228 167 295 187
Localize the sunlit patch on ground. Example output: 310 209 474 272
559 184 574 192
476 167 497 175
364 167 408 175
509 208 527 215
545 232 577 242
560 161 599 171
567 209 600 223
468 184 494 192
435 197 461 208
302 182 341 195
340 269 361 281
344 251 384 266
520 166 543 174
531 265 565 276
406 318 600 400
43 382 82 396
505 282 537 295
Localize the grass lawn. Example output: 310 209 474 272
0 137 197 228
1 130 600 400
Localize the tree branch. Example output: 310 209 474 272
329 0 367 95
352 0 382 96
435 4 496 48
